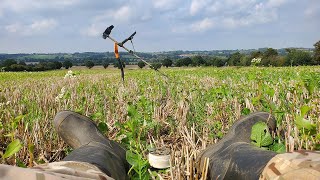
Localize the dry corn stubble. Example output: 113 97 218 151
0 66 319 179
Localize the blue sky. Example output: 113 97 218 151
0 0 319 53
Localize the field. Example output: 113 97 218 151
0 66 320 179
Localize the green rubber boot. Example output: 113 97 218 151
197 112 278 179
54 110 129 180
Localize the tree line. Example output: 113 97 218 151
0 59 74 72
136 40 320 69
1 40 319 71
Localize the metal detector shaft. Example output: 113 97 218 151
107 36 151 66
106 35 169 79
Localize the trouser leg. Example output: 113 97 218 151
260 151 320 180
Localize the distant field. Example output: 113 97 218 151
0 66 319 178
17 54 73 60
71 65 140 70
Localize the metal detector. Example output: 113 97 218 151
102 25 168 81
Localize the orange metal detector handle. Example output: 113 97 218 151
114 43 124 82
114 43 120 59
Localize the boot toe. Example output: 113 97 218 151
53 110 76 132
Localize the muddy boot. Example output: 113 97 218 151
54 110 129 180
197 112 278 180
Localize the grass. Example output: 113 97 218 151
0 66 319 179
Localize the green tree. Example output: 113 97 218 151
175 59 183 67
85 61 95 69
150 63 161 70
53 61 63 69
285 50 312 66
46 62 56 70
33 63 45 71
102 61 109 69
18 61 26 66
269 56 286 67
1 59 17 67
63 60 73 69
262 48 278 66
175 57 192 67
264 48 278 57
250 51 262 59
213 57 226 67
137 61 146 69
313 40 320 65
162 58 173 68
7 64 26 71
191 56 205 66
228 52 243 66
240 56 251 66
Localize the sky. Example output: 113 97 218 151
0 0 319 53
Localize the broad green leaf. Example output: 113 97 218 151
270 143 286 153
295 115 316 135
266 88 275 97
97 122 108 134
126 150 150 179
241 108 250 115
16 158 27 168
127 105 138 118
3 139 22 159
300 105 312 117
14 115 25 123
90 112 103 120
251 121 273 147
126 151 139 167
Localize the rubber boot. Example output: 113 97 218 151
197 112 278 180
53 110 129 180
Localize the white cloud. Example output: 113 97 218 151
5 19 58 36
173 0 288 33
305 6 319 17
84 3 154 37
266 0 287 8
304 0 320 18
83 5 134 37
94 5 133 23
114 6 132 22
30 19 58 31
190 18 214 32
190 0 209 15
224 0 254 6
221 3 278 29
81 23 102 37
0 0 81 13
5 23 21 33
153 0 182 10
207 1 222 13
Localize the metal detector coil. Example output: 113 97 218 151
102 25 114 39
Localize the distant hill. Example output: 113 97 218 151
0 48 314 65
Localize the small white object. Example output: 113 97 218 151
148 147 171 169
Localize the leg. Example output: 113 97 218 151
197 112 277 179
54 111 129 180
260 151 320 179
